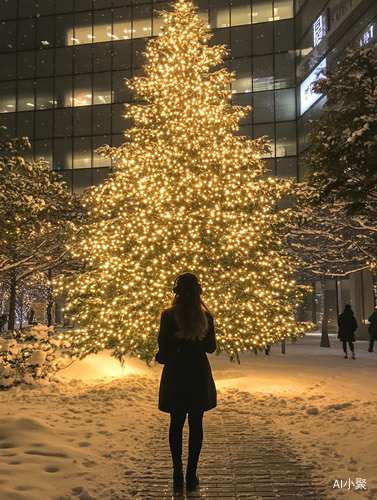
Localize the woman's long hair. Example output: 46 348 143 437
164 273 210 341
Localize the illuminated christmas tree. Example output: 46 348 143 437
64 0 305 363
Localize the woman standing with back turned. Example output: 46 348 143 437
155 273 217 490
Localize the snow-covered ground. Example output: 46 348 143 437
0 332 376 500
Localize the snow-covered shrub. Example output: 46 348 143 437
0 325 71 389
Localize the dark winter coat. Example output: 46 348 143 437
337 310 358 342
368 310 377 339
155 309 217 414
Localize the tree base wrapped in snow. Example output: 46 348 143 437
0 325 71 389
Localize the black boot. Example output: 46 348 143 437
186 461 199 490
173 461 183 489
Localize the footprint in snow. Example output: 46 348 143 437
44 466 60 473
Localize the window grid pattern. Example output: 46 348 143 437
0 0 297 193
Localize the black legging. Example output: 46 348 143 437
169 410 204 472
343 341 354 354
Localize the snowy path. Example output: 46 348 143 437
131 390 325 499
0 333 377 500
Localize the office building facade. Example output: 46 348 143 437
0 0 376 332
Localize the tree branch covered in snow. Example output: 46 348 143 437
0 325 72 389
289 40 377 275
0 128 85 329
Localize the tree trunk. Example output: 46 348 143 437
46 269 54 327
8 273 17 331
320 278 331 347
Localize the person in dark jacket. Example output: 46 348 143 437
367 306 377 352
155 272 217 490
337 304 358 359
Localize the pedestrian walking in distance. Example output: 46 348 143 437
337 304 358 359
367 305 377 352
155 273 217 490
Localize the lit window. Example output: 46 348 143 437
231 6 251 27
0 98 16 113
273 0 293 21
252 1 273 24
71 91 114 107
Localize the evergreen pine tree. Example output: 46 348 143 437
65 0 305 363
299 40 377 263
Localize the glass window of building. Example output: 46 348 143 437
210 0 230 28
93 10 113 43
73 74 93 107
231 26 252 57
113 40 132 70
73 169 92 194
94 0 112 8
0 82 16 114
112 103 127 134
36 16 55 49
252 0 273 24
231 57 252 93
93 73 113 105
0 21 17 53
113 70 132 104
152 3 168 36
93 106 112 134
253 22 273 54
36 0 54 16
93 136 112 167
254 123 275 156
74 107 92 136
252 55 274 91
132 5 152 39
93 43 112 72
75 0 93 12
36 49 54 78
93 167 111 185
275 121 296 156
252 91 274 123
274 52 295 89
17 80 35 112
54 108 73 137
55 47 74 76
34 139 53 167
55 0 74 15
17 51 36 80
55 76 73 108
16 113 34 143
73 137 92 169
2 2 17 20
18 0 35 19
276 157 297 178
273 0 294 20
71 12 93 45
0 54 16 81
74 45 93 74
18 19 36 51
274 19 294 52
36 79 55 110
35 110 53 140
275 88 295 121
113 0 132 6
231 0 251 27
55 14 73 47
113 7 132 40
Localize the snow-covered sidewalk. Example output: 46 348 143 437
0 332 376 500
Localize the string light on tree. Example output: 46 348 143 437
63 0 305 363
